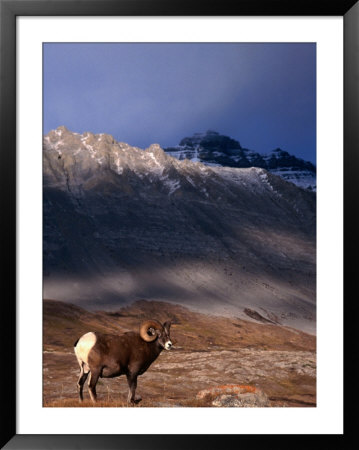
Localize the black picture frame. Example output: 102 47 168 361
1 0 357 448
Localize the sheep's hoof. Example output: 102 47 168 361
128 396 142 405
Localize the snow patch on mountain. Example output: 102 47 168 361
165 131 316 191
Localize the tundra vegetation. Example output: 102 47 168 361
43 299 316 407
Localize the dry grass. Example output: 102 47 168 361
44 298 315 353
44 397 212 408
44 398 128 408
43 299 316 408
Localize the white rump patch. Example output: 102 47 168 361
74 332 97 367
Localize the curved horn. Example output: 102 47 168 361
139 320 163 342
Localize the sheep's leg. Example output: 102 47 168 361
77 364 89 402
126 374 142 404
88 369 101 403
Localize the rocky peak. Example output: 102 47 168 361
145 143 165 156
179 130 242 150
271 148 288 156
165 131 316 191
57 125 69 133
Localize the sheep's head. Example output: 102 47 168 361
139 320 172 350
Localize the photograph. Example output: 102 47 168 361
42 42 317 408
1 0 355 446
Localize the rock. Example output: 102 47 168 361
212 392 269 407
197 384 269 407
165 131 316 190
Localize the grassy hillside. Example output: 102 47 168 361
43 299 316 407
44 299 315 353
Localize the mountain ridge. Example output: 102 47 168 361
165 130 316 191
43 126 316 333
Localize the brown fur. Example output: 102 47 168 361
74 321 171 403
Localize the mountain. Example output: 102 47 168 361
43 126 316 333
165 131 316 191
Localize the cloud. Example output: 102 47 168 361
44 43 316 161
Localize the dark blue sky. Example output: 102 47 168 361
43 43 316 163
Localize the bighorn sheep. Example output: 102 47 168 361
74 320 172 404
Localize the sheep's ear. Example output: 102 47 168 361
150 327 161 337
163 321 172 332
